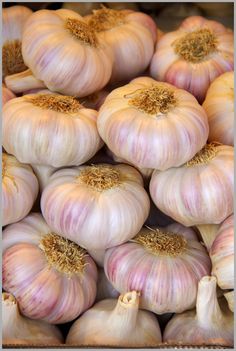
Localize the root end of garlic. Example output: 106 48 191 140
78 165 121 191
28 94 82 114
186 142 221 166
88 7 126 32
65 18 98 47
2 39 27 77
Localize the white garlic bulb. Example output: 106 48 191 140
210 214 234 289
2 292 63 345
2 152 39 226
150 143 234 226
3 213 97 324
3 93 103 167
104 223 211 314
203 71 234 146
21 9 113 97
163 276 234 347
3 6 32 78
66 291 162 346
41 163 150 251
224 291 234 313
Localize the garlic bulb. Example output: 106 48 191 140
66 291 162 346
2 292 63 345
104 223 211 314
85 7 156 82
2 85 15 106
96 268 119 302
3 93 103 167
150 143 234 226
224 291 234 312
203 71 234 146
21 9 113 97
163 276 234 347
150 16 234 103
210 214 234 289
2 213 97 324
97 76 209 170
2 153 39 226
41 164 150 250
2 6 32 78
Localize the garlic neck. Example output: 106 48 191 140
4 69 46 94
2 293 21 336
196 276 224 328
196 224 220 251
31 164 57 192
109 291 139 335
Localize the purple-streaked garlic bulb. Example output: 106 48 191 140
2 292 63 345
21 9 113 97
96 268 119 302
66 291 162 346
97 76 209 171
150 16 234 103
85 7 156 82
163 276 234 347
2 153 39 226
2 6 32 79
210 214 234 289
150 143 234 226
2 85 15 106
104 223 211 314
2 213 97 324
3 93 103 167
41 164 150 251
203 71 234 146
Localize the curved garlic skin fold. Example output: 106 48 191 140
2 153 39 226
150 145 234 226
2 94 103 168
2 213 98 324
66 291 162 346
163 276 234 347
224 291 234 313
41 164 150 251
104 223 211 314
210 214 234 289
2 292 63 345
21 10 113 97
203 71 234 146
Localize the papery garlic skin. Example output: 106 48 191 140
203 71 234 146
2 85 15 106
41 164 150 250
224 291 234 313
96 268 119 302
22 9 113 97
163 276 234 347
150 144 234 226
2 292 63 345
5 69 46 95
85 8 156 82
66 291 162 346
150 16 234 103
104 223 211 314
2 213 97 324
2 153 39 226
3 6 32 78
98 77 209 171
210 214 234 289
3 93 103 167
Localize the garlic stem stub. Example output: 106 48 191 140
3 93 103 167
2 213 97 324
150 16 234 103
2 6 32 78
66 291 162 346
203 71 234 146
2 152 39 226
97 76 209 171
21 9 113 96
150 143 234 226
196 224 220 251
5 69 46 94
210 214 234 290
2 292 63 345
224 291 234 313
41 163 150 251
104 223 211 314
163 276 234 347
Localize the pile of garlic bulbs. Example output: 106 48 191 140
2 4 234 348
